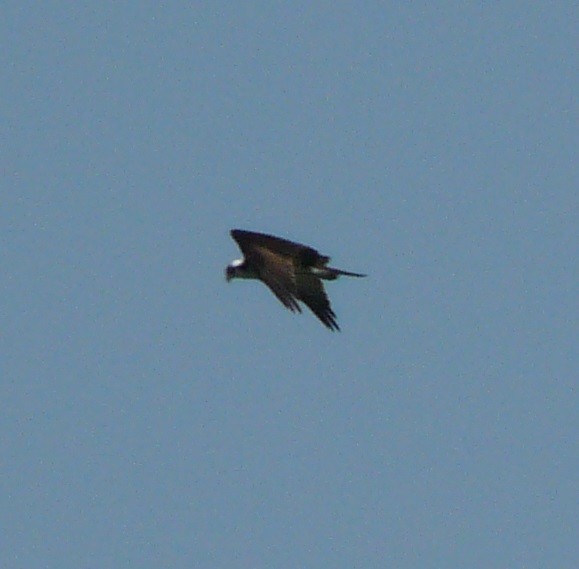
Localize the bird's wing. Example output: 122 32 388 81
295 272 340 331
252 246 302 313
231 229 327 266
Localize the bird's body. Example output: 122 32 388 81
225 229 365 331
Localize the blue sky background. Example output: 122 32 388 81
2 3 577 568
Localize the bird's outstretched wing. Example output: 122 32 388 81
231 229 328 266
252 246 302 313
295 272 340 331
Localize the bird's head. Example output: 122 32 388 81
225 258 244 282
225 264 236 282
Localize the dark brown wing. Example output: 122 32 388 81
252 246 301 313
230 229 329 267
295 272 340 331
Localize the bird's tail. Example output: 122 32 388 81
321 267 366 280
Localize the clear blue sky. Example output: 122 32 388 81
2 4 576 568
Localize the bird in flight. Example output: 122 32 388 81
225 229 365 331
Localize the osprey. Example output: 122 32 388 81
225 229 365 331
